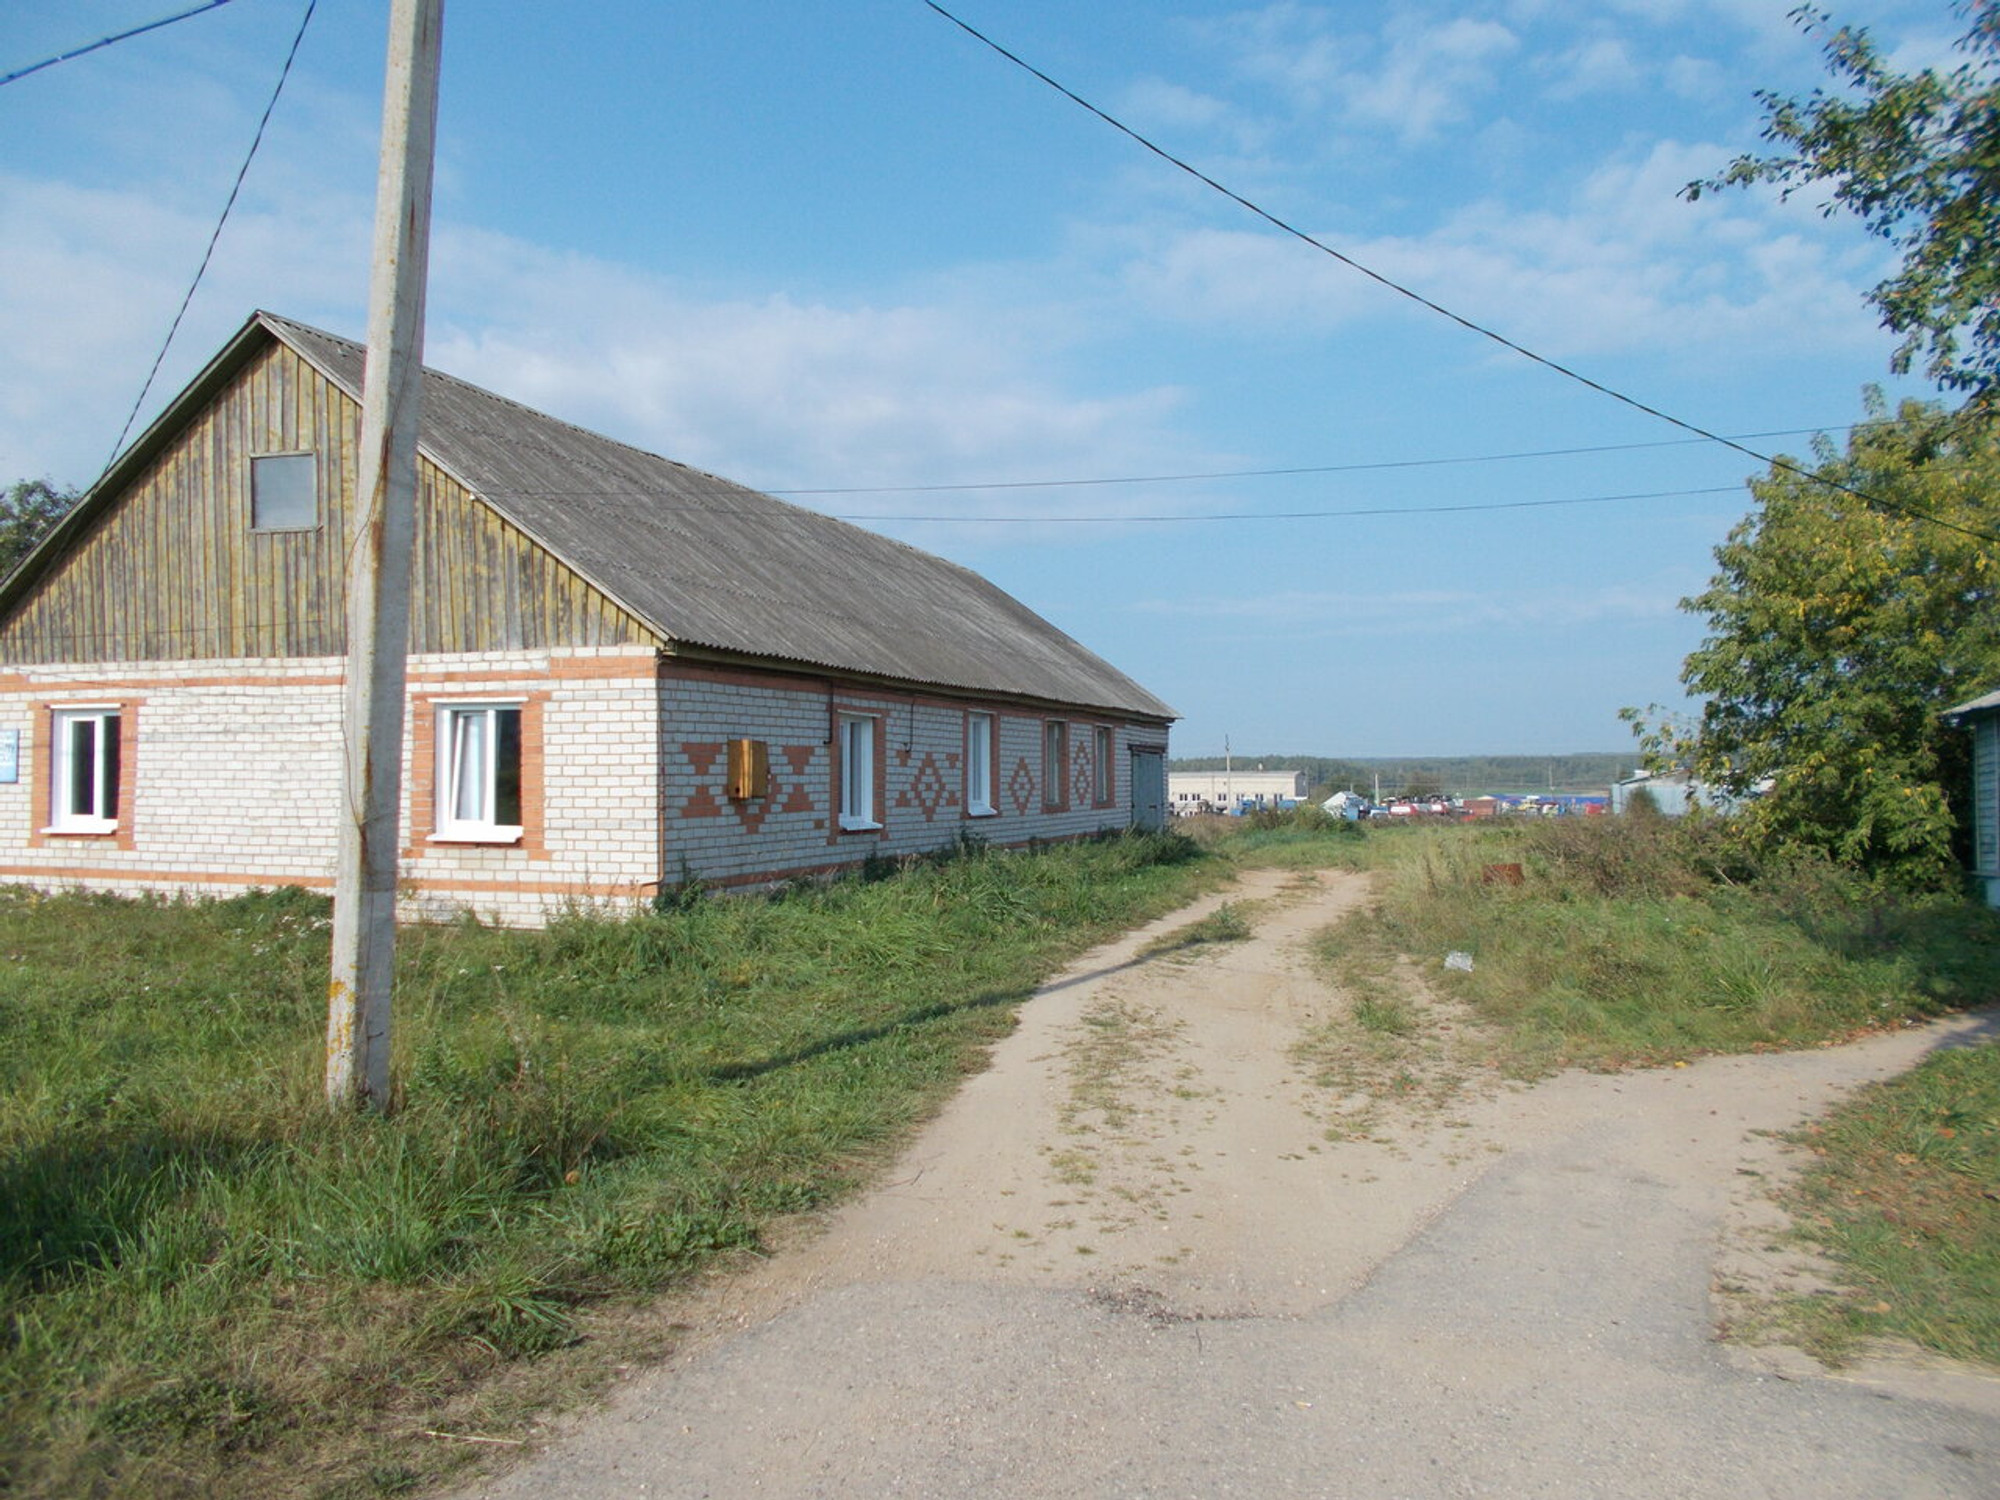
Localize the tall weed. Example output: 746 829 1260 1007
1327 818 2000 1074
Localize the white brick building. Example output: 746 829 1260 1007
0 313 1175 924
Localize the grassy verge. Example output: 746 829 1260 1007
1773 1039 2000 1367
0 831 1231 1500
1305 813 2000 1366
1315 816 2000 1076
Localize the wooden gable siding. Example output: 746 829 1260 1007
0 343 654 664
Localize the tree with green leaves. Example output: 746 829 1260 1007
1628 397 2000 888
1687 2 2000 411
0 479 76 579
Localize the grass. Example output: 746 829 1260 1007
1136 902 1253 960
1314 816 2000 1077
1773 1039 2000 1368
1179 804 1369 870
0 830 1232 1500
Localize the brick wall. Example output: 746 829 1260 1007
0 650 1171 923
658 661 1168 890
0 648 660 927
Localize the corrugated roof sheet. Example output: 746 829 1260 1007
264 314 1174 721
1946 687 2000 719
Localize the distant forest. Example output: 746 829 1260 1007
1166 753 1636 798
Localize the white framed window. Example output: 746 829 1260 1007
966 712 996 817
49 706 121 833
839 715 879 831
435 702 523 842
1093 726 1115 806
250 453 319 531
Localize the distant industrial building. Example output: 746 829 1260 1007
1169 769 1306 813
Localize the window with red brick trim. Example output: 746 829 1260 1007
435 702 523 842
48 707 121 834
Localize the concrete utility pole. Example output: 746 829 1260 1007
326 0 444 1109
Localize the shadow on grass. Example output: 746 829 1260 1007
1778 887 2000 1017
0 1126 250 1293
703 951 1170 1084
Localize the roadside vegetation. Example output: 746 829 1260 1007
0 831 1230 1500
1317 813 1999 1076
6 806 1995 1499
1776 1040 2000 1368
1303 810 2000 1365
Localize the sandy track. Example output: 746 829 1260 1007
465 867 2000 1499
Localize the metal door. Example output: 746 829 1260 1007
1130 748 1166 831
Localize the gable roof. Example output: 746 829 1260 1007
10 312 1174 722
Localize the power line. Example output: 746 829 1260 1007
1 0 237 89
476 480 1742 523
101 0 317 476
921 1 2000 547
832 483 1742 524
771 424 1873 497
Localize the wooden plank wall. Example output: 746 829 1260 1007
0 343 654 664
1975 715 1999 877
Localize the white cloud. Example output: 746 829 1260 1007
421 229 1197 512
1544 36 1642 99
0 174 1206 530
1115 137 1890 364
1198 4 1518 143
1119 77 1235 136
1341 16 1520 141
0 172 370 484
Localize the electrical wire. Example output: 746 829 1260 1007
1 0 237 88
473 480 1742 523
921 1 2000 546
100 0 317 477
830 483 1742 524
771 424 1875 497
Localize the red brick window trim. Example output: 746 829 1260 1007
408 692 548 859
31 700 139 850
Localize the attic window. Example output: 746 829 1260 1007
251 453 319 531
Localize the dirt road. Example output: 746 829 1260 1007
464 868 2000 1498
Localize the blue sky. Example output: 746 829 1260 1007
0 0 1963 756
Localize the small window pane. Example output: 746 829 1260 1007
493 709 522 826
67 717 96 817
252 454 318 530
451 710 489 822
102 718 121 818
967 712 994 814
840 717 875 827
